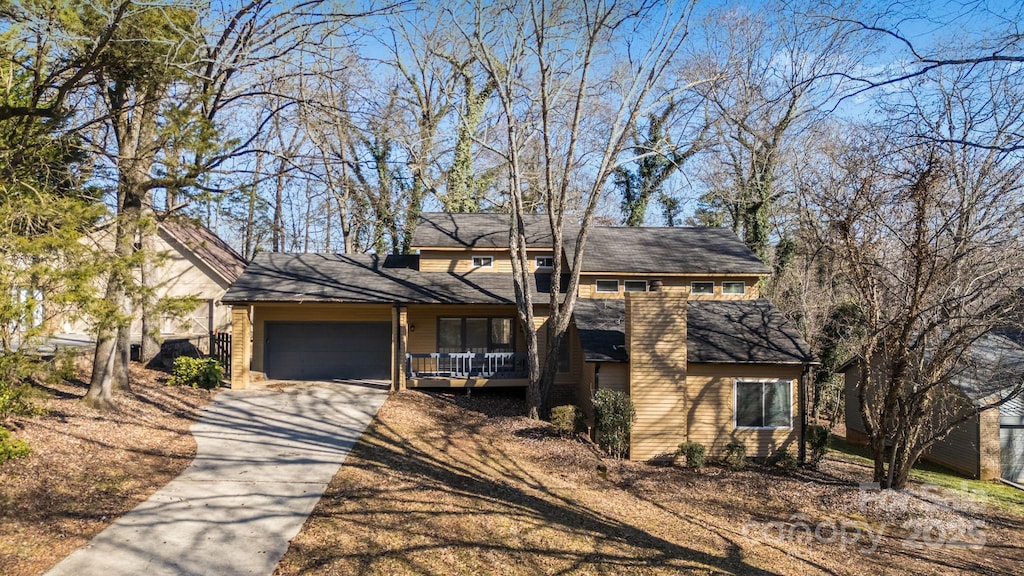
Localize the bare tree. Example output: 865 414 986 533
690 1 867 263
805 67 1024 487
458 0 699 418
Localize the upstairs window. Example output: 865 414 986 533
595 280 619 293
535 256 554 269
472 255 494 268
690 281 714 295
735 380 791 429
624 280 648 293
722 281 746 295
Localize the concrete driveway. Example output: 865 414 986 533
46 380 389 576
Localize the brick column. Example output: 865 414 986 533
979 408 1001 480
230 306 251 390
625 292 688 461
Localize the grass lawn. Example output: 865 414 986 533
276 390 1024 576
829 437 1024 514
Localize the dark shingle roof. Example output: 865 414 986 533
223 252 557 305
686 299 815 364
160 218 247 284
573 298 814 365
954 330 1024 409
566 227 770 274
571 299 629 362
411 212 555 249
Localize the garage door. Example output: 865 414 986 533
265 322 391 380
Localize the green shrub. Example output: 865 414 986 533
768 448 798 471
678 441 706 469
723 441 746 470
549 404 582 438
592 389 635 459
0 427 31 464
169 357 223 390
0 354 45 422
806 424 831 467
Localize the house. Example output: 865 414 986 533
58 217 247 342
223 212 815 461
842 329 1024 482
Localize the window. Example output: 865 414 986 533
723 281 745 295
535 256 554 269
624 280 647 293
735 380 791 428
595 280 619 293
438 317 514 353
690 281 714 295
472 255 494 268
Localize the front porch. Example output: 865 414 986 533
406 352 530 388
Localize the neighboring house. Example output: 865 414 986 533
223 212 815 461
59 217 247 340
842 329 1024 482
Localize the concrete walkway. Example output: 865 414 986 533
46 380 389 576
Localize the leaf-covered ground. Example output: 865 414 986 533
276 390 1024 576
0 363 215 576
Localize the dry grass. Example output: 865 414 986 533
0 362 215 576
277 390 1024 576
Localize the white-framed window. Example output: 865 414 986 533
722 281 746 295
624 280 648 293
471 255 494 268
690 281 714 295
735 380 792 429
535 256 554 269
595 279 619 293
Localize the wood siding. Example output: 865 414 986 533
230 305 251 389
578 275 762 299
251 303 393 375
625 293 689 461
599 363 629 394
686 364 802 458
65 227 234 336
418 250 559 273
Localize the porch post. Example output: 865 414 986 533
230 305 251 389
398 305 408 391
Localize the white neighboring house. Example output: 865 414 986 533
59 217 247 343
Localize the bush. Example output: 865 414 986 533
768 448 798 471
0 427 31 464
169 357 223 390
806 424 831 467
592 389 635 459
0 354 45 422
678 441 706 469
549 405 582 438
723 441 746 470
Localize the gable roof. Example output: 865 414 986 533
411 212 555 249
222 252 557 305
565 226 770 275
573 298 814 365
160 218 247 284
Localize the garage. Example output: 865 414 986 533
265 321 392 380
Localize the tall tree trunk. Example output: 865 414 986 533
139 198 160 362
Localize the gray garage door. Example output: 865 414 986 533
265 322 391 380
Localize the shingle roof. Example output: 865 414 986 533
411 212 554 249
222 252 557 305
954 330 1024 409
160 218 247 284
573 298 814 365
565 226 770 274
